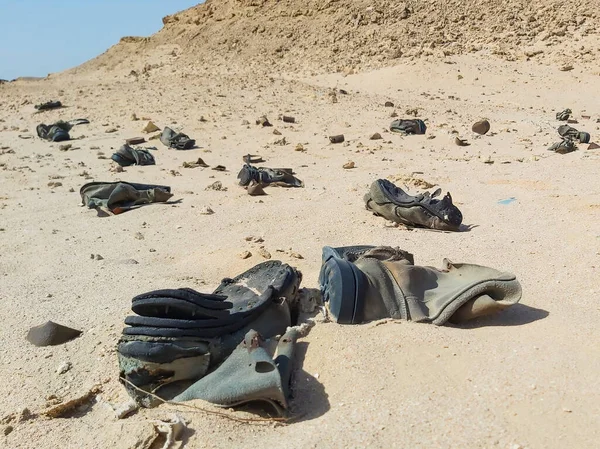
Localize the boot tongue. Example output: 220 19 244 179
361 246 415 265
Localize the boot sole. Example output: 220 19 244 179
319 247 365 324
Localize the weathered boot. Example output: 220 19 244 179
319 246 522 325
364 179 463 231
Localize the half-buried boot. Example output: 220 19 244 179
80 181 173 215
364 179 463 231
160 127 196 150
319 245 522 325
173 328 299 415
118 261 302 407
237 163 304 188
558 125 590 144
389 119 427 135
111 144 156 167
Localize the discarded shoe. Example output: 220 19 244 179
160 127 196 150
36 121 71 142
238 164 304 188
118 260 302 407
557 125 590 144
556 109 572 121
319 245 522 325
111 144 156 167
548 138 576 154
364 179 463 231
27 321 82 346
80 181 173 214
390 119 426 135
35 100 62 111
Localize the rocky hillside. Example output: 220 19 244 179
74 0 600 75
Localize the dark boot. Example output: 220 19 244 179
364 179 463 231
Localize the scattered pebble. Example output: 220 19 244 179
384 101 394 107
257 247 272 259
56 361 72 375
273 129 282 136
295 143 305 152
256 116 272 127
454 137 470 146
343 161 356 169
370 132 382 140
290 252 303 259
134 232 144 240
205 181 227 191
3 425 13 436
143 121 160 133
105 128 117 134
59 144 72 151
199 206 214 215
239 251 252 259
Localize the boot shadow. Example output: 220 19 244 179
286 341 330 423
451 303 549 328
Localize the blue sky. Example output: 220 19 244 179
0 0 201 80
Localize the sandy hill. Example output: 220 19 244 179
71 0 600 76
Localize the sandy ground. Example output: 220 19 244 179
1 54 600 448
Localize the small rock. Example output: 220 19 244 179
57 361 72 375
68 187 75 192
169 170 181 177
126 137 145 145
472 119 491 135
248 182 266 196
241 120 250 125
113 400 138 419
95 254 104 260
4 425 13 436
559 65 574 72
257 247 272 259
256 116 272 127
295 143 305 152
200 206 214 215
370 132 382 140
588 142 600 150
282 116 295 123
343 161 356 169
18 408 34 423
105 128 117 134
205 181 227 191
47 182 62 188
273 129 282 135
290 252 303 259
212 165 226 171
329 134 344 144
239 251 252 259
131 113 139 121
134 232 144 240
454 137 470 146
384 101 394 107
390 111 398 118
59 144 72 151
143 121 160 133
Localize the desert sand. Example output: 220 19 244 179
1 1 600 448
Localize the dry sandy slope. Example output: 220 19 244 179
72 0 600 75
1 54 600 448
